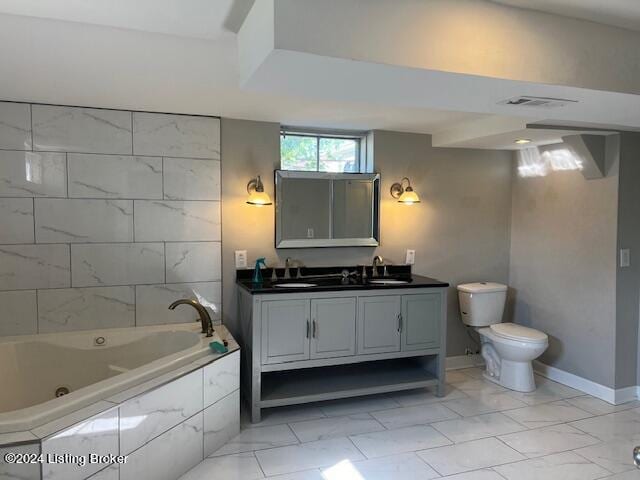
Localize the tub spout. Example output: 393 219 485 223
168 299 214 337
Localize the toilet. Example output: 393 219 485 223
457 282 548 392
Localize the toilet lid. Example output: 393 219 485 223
490 323 548 343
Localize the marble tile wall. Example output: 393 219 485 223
0 101 222 336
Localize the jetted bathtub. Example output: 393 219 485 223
0 323 240 480
0 323 231 433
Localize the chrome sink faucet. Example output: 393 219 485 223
284 257 305 279
168 299 214 337
372 255 384 278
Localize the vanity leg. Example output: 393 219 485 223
436 353 446 397
251 405 262 423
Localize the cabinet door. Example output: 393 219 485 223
401 293 441 351
310 297 357 360
261 299 310 364
357 295 401 354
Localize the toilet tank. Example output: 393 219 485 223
457 282 508 327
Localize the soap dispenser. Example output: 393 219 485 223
253 257 267 283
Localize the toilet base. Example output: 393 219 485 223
482 359 536 393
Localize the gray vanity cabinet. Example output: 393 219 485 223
261 299 310 364
235 281 448 423
357 295 402 354
401 293 441 351
310 297 357 359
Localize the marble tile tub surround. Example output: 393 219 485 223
0 348 240 480
179 367 640 480
0 101 221 336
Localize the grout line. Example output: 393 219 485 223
35 289 39 334
133 285 137 327
252 450 268 478
68 243 72 287
65 153 69 197
29 103 34 150
130 111 134 155
31 197 36 242
285 422 303 444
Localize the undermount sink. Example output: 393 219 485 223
274 283 317 288
368 279 409 285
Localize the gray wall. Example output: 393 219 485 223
221 119 513 357
509 154 619 387
616 133 640 388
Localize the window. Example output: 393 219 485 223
280 129 365 173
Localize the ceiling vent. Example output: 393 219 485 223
498 96 578 108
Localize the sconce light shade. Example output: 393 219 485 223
246 175 273 206
390 177 421 205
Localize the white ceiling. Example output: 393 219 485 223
492 0 640 32
0 0 639 149
0 0 253 40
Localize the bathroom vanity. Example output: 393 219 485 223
232 266 448 422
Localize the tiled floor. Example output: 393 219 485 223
179 368 640 480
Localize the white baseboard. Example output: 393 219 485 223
533 360 639 405
446 354 484 370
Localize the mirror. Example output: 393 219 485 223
275 171 380 248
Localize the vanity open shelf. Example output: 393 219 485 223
261 358 438 407
231 266 449 422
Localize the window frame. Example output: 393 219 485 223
280 127 368 173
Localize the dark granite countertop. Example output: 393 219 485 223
236 265 449 294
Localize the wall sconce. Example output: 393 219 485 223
390 177 420 205
246 175 273 206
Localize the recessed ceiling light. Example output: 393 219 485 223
515 139 532 144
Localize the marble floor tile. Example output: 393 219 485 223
212 424 299 456
502 400 593 428
242 405 326 428
569 410 640 442
289 413 385 442
600 471 640 479
318 395 400 417
390 385 468 407
452 377 508 395
498 423 600 457
443 390 528 417
349 424 451 458
268 470 324 480
179 452 264 480
566 396 640 416
370 402 459 429
254 438 364 476
431 412 527 443
505 378 583 405
436 468 505 480
574 437 640 473
445 369 477 383
321 453 440 480
456 367 486 379
493 451 610 480
416 437 525 476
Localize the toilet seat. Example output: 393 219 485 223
490 323 548 344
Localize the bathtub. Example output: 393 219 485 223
0 323 231 433
0 323 240 480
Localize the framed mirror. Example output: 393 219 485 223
275 171 380 248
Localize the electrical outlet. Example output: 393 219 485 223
235 250 247 269
620 248 631 267
307 228 314 239
405 249 416 265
